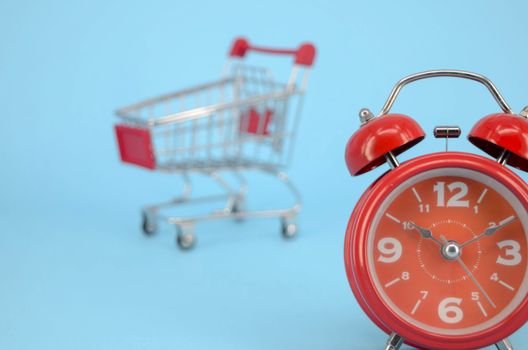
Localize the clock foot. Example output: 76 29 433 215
495 338 513 350
384 332 404 350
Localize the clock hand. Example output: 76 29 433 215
408 222 442 246
439 235 496 308
459 215 517 249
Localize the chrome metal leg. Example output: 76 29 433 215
141 173 193 236
232 171 248 198
143 173 193 213
495 338 513 350
273 171 301 237
275 171 301 214
209 171 238 212
139 168 304 247
179 173 192 201
384 332 404 350
231 171 248 218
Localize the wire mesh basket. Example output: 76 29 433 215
114 37 316 249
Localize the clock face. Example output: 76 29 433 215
367 168 528 336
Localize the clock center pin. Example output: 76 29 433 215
441 240 461 260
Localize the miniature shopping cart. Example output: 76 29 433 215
114 37 316 249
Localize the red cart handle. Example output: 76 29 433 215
229 37 316 67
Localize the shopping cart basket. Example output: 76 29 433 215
114 37 316 249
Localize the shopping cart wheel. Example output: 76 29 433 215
142 212 157 235
232 199 245 222
281 218 298 239
176 230 195 250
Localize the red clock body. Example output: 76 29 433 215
345 152 528 350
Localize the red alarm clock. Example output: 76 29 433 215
344 70 528 350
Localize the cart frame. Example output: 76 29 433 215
114 37 316 249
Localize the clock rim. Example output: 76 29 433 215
344 151 528 350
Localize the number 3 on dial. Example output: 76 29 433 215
497 240 522 266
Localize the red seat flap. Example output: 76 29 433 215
114 124 156 169
239 108 273 135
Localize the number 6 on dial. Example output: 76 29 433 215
438 298 463 324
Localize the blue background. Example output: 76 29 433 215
1 0 528 349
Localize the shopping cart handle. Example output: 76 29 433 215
229 37 316 67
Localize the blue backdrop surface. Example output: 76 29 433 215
1 0 528 349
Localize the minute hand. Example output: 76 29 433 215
460 215 517 249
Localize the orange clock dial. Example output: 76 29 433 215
367 168 528 335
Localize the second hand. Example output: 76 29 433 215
439 235 496 308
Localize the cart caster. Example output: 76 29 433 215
177 233 195 250
141 212 157 235
232 198 245 222
176 225 195 250
281 217 298 239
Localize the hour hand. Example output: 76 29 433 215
408 222 442 245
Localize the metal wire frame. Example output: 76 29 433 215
116 60 311 249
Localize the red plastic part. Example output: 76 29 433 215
229 37 316 67
344 152 528 350
229 38 250 57
239 108 272 135
468 113 528 172
345 114 425 176
294 43 316 66
114 124 156 170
